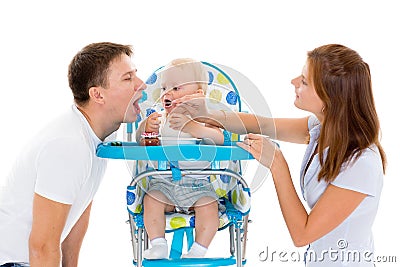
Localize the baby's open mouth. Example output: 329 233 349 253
164 99 172 107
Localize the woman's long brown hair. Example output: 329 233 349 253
308 44 386 182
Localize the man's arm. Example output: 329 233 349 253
61 202 92 267
29 193 71 267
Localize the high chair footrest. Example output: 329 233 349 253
141 257 244 266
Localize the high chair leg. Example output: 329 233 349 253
235 225 242 267
242 215 249 261
129 213 138 263
137 227 144 267
232 214 249 267
229 225 235 256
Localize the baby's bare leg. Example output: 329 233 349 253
143 190 175 259
143 190 174 240
193 196 219 247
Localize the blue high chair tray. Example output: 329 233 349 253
96 141 254 161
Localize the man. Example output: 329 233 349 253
0 42 145 266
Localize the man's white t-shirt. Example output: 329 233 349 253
0 105 115 264
300 116 383 266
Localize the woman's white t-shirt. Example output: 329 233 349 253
300 116 383 266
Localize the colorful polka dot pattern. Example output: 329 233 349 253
139 91 148 103
216 72 230 85
215 188 227 198
231 133 239 142
136 62 240 124
126 191 135 205
126 62 250 231
189 216 195 227
152 88 161 103
170 217 187 229
146 73 157 85
209 89 222 103
207 71 214 85
146 108 156 117
226 91 238 105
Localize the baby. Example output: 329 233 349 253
136 58 223 259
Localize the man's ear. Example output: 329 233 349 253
88 86 105 104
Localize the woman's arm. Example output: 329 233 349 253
211 111 311 144
238 135 367 247
172 93 310 144
271 151 366 246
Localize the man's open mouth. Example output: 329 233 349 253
132 98 141 113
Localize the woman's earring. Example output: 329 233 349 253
321 106 325 113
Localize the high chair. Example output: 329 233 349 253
96 62 254 267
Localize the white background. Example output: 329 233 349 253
1 0 399 266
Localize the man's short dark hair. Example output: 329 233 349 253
68 42 133 106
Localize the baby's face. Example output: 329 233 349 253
160 66 201 113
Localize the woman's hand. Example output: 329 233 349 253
237 133 279 169
171 89 209 119
145 112 161 133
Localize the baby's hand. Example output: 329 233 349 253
145 112 161 133
168 113 192 133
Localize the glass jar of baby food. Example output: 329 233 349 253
140 132 160 146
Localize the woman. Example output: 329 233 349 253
171 44 386 266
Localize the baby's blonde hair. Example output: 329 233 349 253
162 58 208 93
